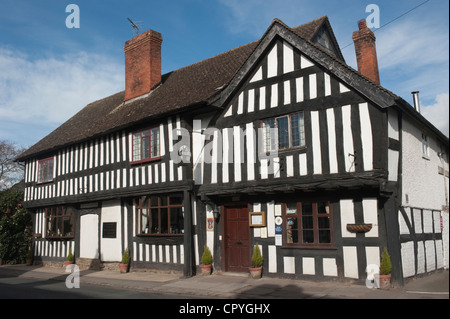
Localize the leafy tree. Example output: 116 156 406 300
0 140 25 190
0 189 32 264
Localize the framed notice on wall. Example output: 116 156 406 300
249 212 266 227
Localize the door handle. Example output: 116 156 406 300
236 241 243 246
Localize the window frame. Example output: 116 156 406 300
261 112 306 153
131 126 162 164
136 193 184 237
45 206 76 239
37 157 54 184
282 200 334 249
421 133 430 159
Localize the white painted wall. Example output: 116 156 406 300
401 115 449 211
80 214 99 259
100 200 122 262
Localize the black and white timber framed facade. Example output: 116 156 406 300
17 17 449 286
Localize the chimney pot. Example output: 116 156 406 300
358 19 367 30
352 19 380 85
124 30 163 102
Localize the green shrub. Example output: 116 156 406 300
67 247 74 261
201 245 213 265
251 244 263 268
121 248 130 264
380 247 392 275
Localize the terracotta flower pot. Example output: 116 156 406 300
376 274 391 289
64 261 74 267
119 263 129 273
200 264 212 276
249 267 262 279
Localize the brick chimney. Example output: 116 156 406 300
352 19 380 85
124 30 163 101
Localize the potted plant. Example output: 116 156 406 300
249 244 263 279
200 245 213 275
64 247 74 267
119 248 130 273
376 247 392 289
26 249 33 266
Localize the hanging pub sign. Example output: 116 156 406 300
249 212 266 227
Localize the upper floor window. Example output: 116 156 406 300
262 112 305 152
422 133 429 158
37 157 54 183
132 127 160 163
45 206 75 238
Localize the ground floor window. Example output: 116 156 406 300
136 193 184 236
45 206 75 238
283 201 333 247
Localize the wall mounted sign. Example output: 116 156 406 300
102 222 117 239
207 218 214 231
275 216 282 225
249 212 266 227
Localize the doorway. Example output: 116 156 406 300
223 205 250 272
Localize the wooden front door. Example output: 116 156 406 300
224 206 250 272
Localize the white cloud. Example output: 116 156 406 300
421 93 449 137
0 47 123 127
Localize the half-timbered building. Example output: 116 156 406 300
16 16 449 286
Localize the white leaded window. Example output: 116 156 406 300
37 157 54 183
132 127 160 163
262 112 305 152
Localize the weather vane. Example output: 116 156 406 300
127 17 144 37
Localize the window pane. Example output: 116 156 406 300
318 202 329 214
133 133 141 161
141 208 149 233
151 128 160 157
319 230 331 243
302 216 313 229
302 202 313 215
287 217 298 243
160 195 168 206
169 193 183 205
160 208 168 234
303 230 314 243
170 207 184 234
262 119 276 152
276 116 289 149
63 217 73 236
142 135 150 159
150 208 159 233
150 196 158 207
49 159 54 179
318 217 330 229
286 202 297 214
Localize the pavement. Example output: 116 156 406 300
0 264 448 299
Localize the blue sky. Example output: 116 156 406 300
0 0 448 149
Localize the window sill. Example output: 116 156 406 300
130 156 162 166
136 234 184 237
36 180 54 186
281 245 337 250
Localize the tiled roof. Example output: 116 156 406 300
15 16 341 161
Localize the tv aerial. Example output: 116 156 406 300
127 17 144 37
